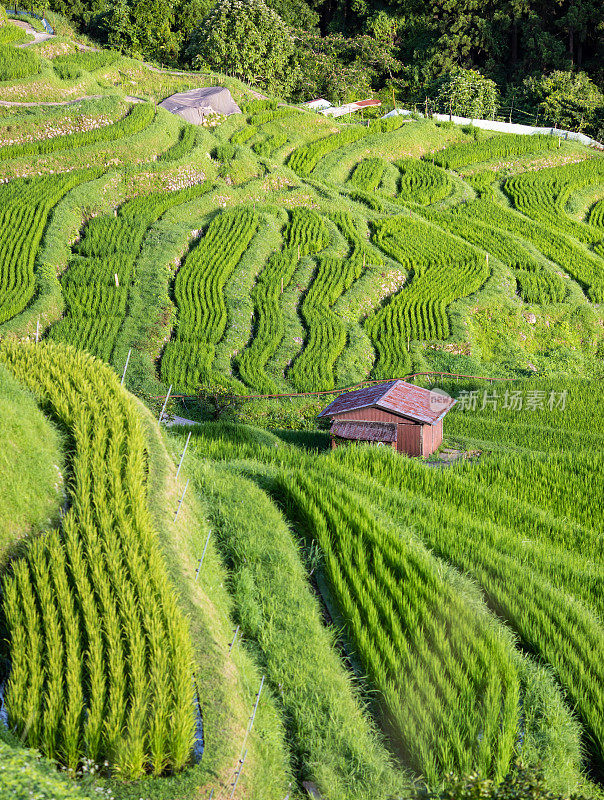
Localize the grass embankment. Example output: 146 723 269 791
121 403 294 800
0 364 65 567
174 428 410 799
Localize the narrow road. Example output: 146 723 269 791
13 19 53 47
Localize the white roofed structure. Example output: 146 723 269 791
160 87 241 124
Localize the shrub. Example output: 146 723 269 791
519 70 604 137
0 739 95 799
417 761 589 800
214 142 236 161
0 21 29 44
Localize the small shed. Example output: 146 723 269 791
319 380 456 457
159 87 241 125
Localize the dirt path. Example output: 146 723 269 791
0 95 103 107
13 19 53 47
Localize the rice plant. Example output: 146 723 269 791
49 183 212 361
0 170 100 325
0 341 197 778
431 134 558 170
274 465 520 784
0 103 155 162
366 214 490 377
161 207 260 391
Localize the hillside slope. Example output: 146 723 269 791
0 363 65 565
0 30 602 404
0 23 603 800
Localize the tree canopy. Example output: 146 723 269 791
519 70 604 134
436 68 499 119
187 0 296 94
94 0 179 61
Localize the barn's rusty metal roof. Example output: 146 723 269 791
318 381 397 417
331 420 397 442
319 380 456 424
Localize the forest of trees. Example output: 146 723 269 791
17 0 604 136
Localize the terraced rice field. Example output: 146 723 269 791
1 39 603 800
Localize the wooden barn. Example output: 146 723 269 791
319 380 456 457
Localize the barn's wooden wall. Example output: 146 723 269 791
422 419 443 456
330 408 444 457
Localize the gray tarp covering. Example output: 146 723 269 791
159 87 241 124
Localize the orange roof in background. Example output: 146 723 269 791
354 98 381 107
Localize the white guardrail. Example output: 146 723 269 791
383 107 603 148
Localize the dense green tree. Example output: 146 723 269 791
187 0 297 93
36 0 604 104
291 31 370 102
290 29 400 102
96 0 179 62
519 70 604 135
265 0 320 30
436 68 499 118
174 0 214 54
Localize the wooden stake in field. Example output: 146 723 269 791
114 273 119 287
195 530 212 580
229 750 247 799
158 384 172 423
229 625 240 655
174 479 189 522
35 318 40 344
175 431 192 481
229 675 265 796
120 348 132 385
